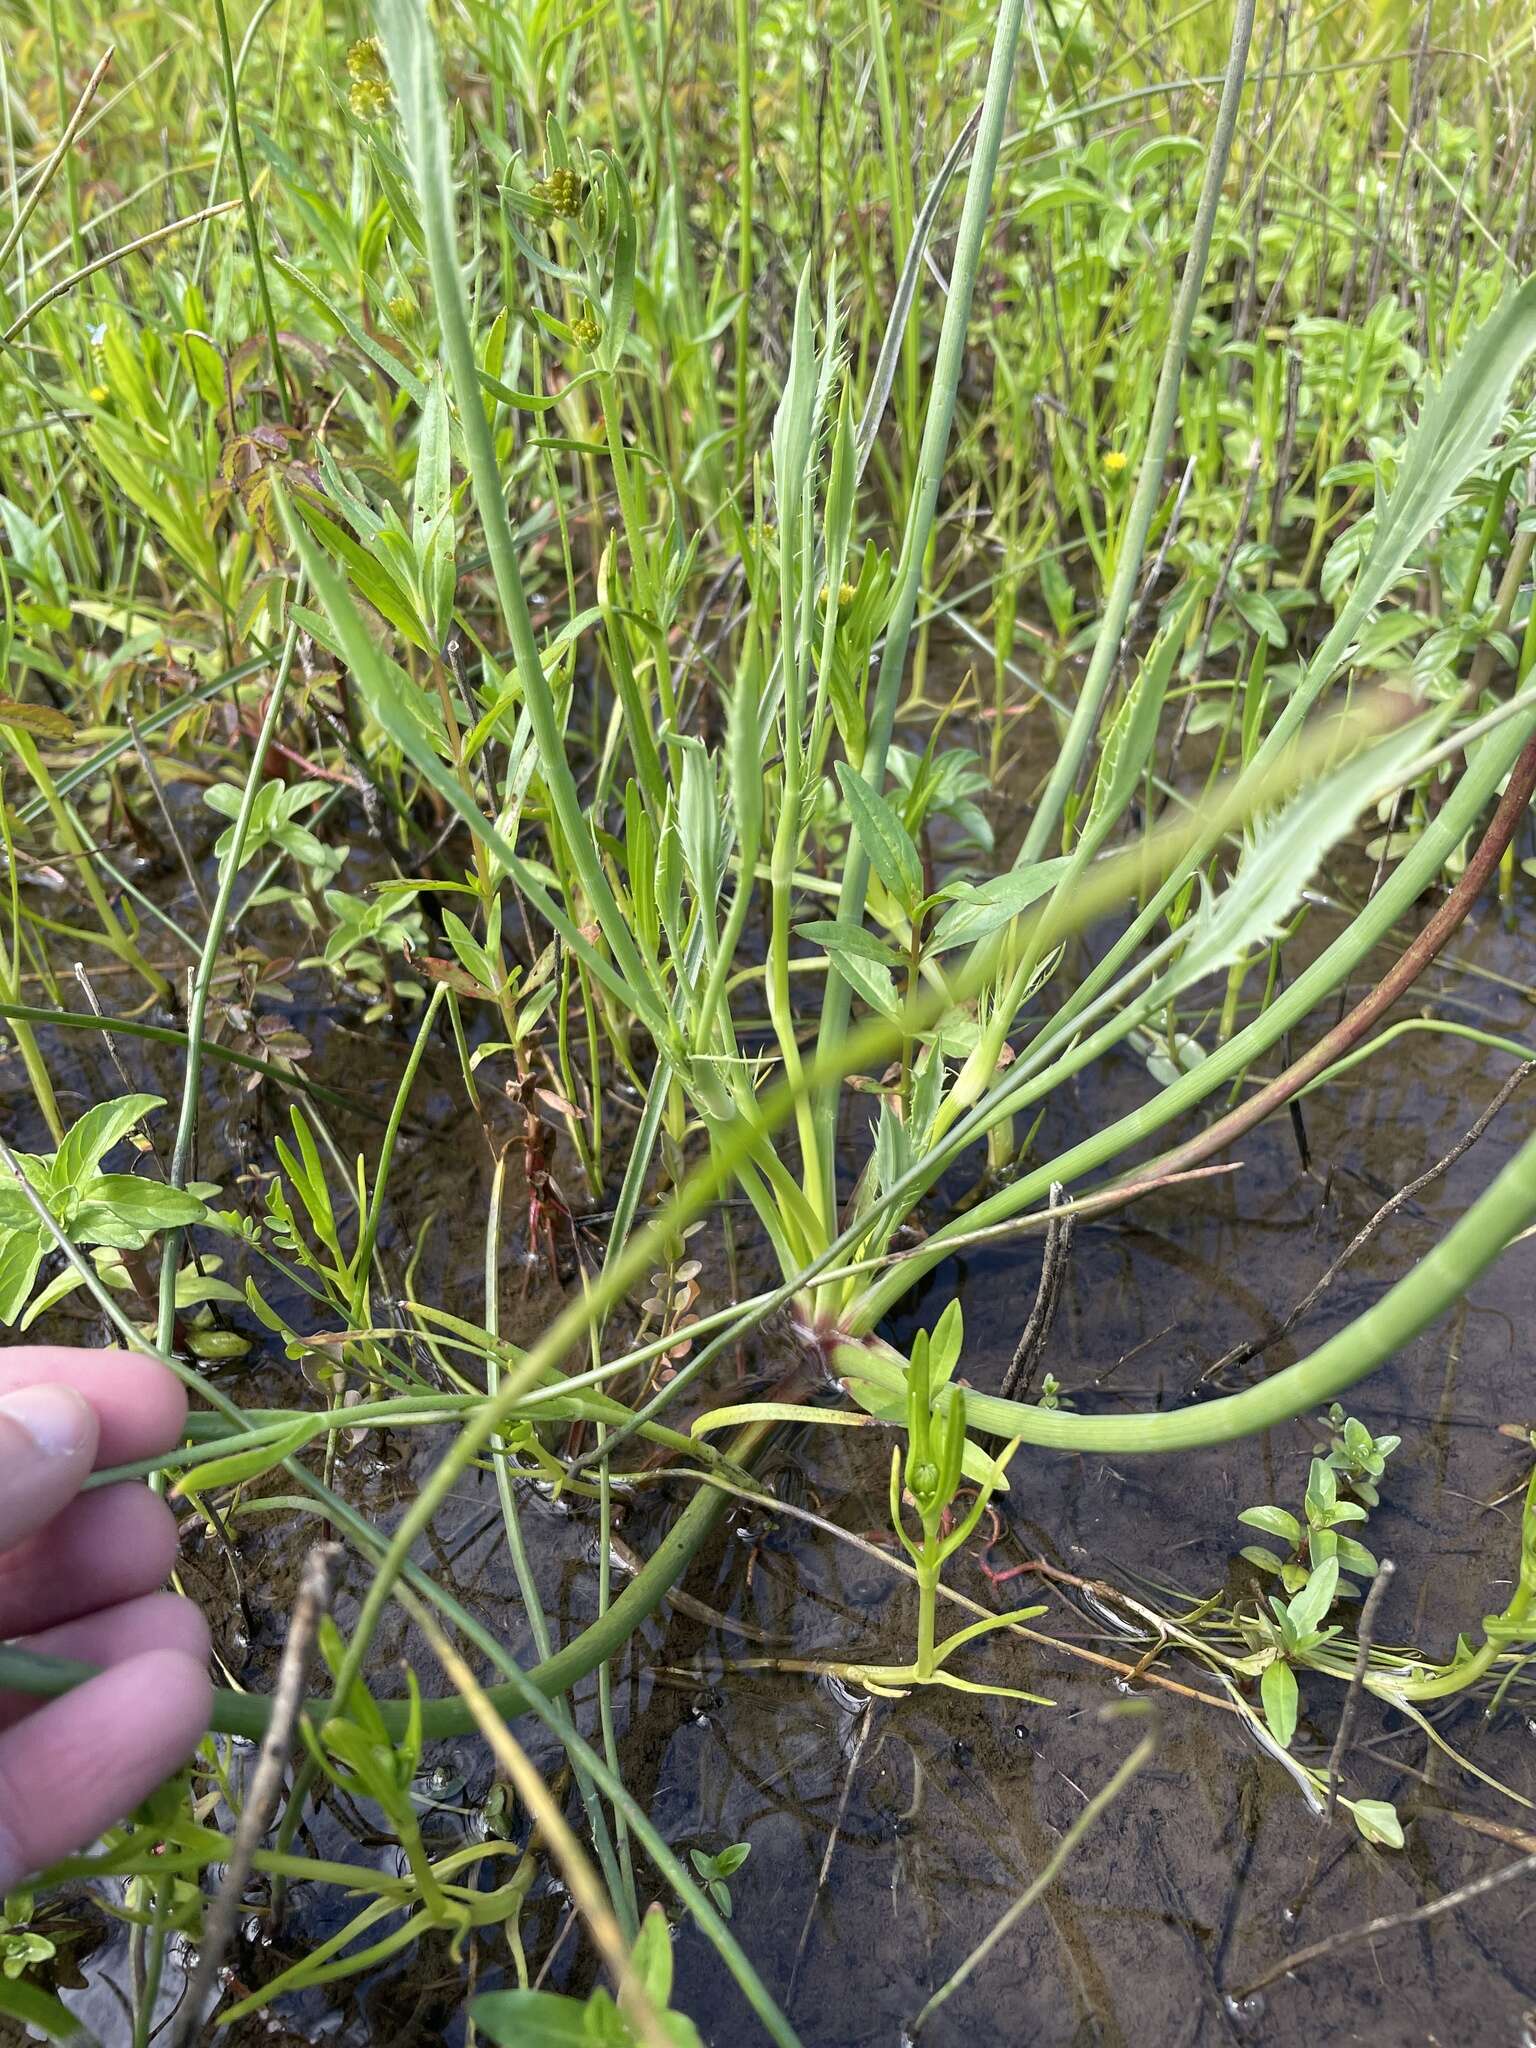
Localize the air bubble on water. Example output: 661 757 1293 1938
1223 1992 1267 2028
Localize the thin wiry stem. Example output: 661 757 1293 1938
210 0 293 420
0 44 112 274
810 0 1027 1187
157 626 300 1351
1325 1560 1395 1827
911 1718 1159 2032
1 200 240 343
1020 0 1259 861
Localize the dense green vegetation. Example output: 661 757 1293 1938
2 0 1536 2035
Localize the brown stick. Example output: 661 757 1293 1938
1325 1559 1395 1825
1000 1181 1075 1399
1206 1060 1536 1381
1420 1809 1536 1856
1231 1849 1536 2000
171 1543 341 2048
3 200 241 343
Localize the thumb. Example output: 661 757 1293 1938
0 1384 99 1553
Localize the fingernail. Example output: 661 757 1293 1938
0 1383 93 1458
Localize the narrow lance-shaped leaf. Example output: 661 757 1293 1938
281 492 653 1026
1080 587 1199 856
1149 719 1434 1000
1266 275 1536 760
371 0 665 1033
928 858 1071 954
836 761 923 916
173 1418 316 1502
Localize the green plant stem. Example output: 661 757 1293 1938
4 714 1525 1742
0 1428 757 1735
915 1555 938 1680
732 0 752 487
810 0 1026 1200
482 1149 633 1935
849 699 1536 1328
156 626 299 1348
1019 0 1258 863
910 1722 1158 2033
1388 1468 1535 1702
374 0 666 1039
0 1000 380 1115
211 0 292 420
4 730 170 999
839 1104 1536 1453
352 979 444 1288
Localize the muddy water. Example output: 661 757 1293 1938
4 791 1536 2047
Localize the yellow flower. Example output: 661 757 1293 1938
533 167 583 219
347 37 384 80
89 384 109 403
349 76 391 118
1101 449 1128 475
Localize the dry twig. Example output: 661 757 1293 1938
1000 1180 1075 1399
172 1543 341 2047
1325 1559 1395 1825
1206 1061 1536 1382
1231 1849 1536 2000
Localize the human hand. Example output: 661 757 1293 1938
0 1346 211 1891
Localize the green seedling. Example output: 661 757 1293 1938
0 1893 53 1984
1238 1413 1396 1597
473 1902 704 2047
0 1094 209 1325
689 1841 751 1919
204 775 345 881
862 1304 1044 1700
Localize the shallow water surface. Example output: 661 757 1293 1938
5 797 1536 2048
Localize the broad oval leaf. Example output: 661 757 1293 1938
469 1990 598 2046
54 1094 163 1191
1259 1657 1299 1749
1350 1798 1405 1849
795 917 902 967
1237 1505 1302 1545
928 858 1071 953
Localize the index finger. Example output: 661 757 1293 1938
0 1348 187 1468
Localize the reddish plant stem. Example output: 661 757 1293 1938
1119 731 1536 1194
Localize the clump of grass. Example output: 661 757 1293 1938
2 0 1536 2037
